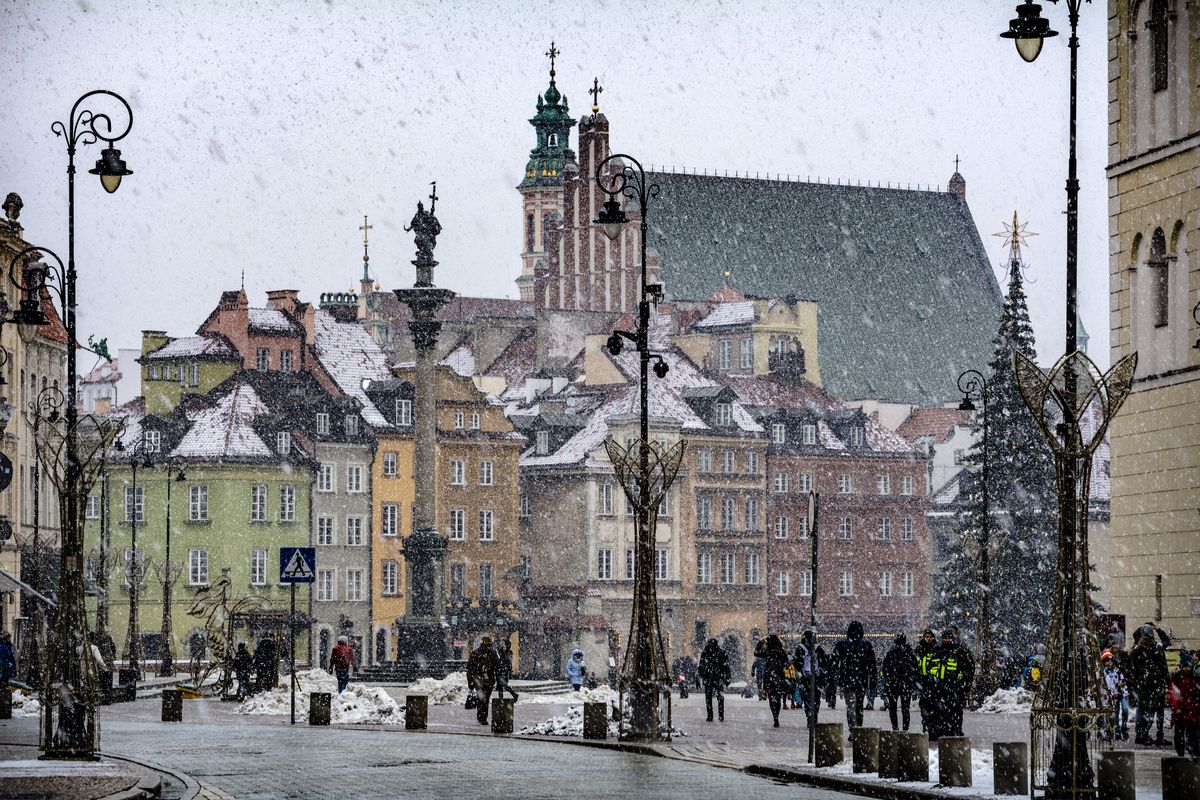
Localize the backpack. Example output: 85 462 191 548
1030 664 1042 685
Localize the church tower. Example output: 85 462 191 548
515 43 577 302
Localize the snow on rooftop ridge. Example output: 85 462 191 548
693 300 755 329
439 343 476 378
143 335 237 360
310 310 392 428
171 381 272 459
247 307 295 333
644 164 947 193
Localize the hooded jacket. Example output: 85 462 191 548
698 640 730 686
833 621 877 692
881 637 919 695
565 649 587 682
1168 663 1199 725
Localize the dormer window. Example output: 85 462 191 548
395 398 412 426
849 427 864 447
315 412 330 435
277 430 292 456
802 424 817 445
535 430 550 455
715 403 733 427
344 415 359 436
144 429 161 454
771 423 786 445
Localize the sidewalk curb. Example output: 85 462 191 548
100 749 203 800
745 764 995 800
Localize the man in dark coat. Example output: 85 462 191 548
881 632 919 731
930 627 975 740
0 631 16 691
698 638 730 722
795 630 825 724
254 638 278 693
833 620 877 731
915 627 939 733
762 635 790 728
232 642 253 700
495 638 518 702
1127 624 1170 746
467 636 500 725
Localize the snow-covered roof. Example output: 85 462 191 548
247 307 298 334
80 358 121 385
142 335 238 361
310 310 392 428
692 300 756 330
439 342 476 378
171 381 272 460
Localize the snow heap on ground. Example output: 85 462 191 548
520 684 621 705
237 669 403 725
977 687 1034 714
10 690 39 718
407 671 469 705
518 690 686 738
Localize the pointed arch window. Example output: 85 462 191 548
1149 0 1169 92
1149 227 1169 327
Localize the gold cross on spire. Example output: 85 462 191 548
546 41 559 77
992 210 1038 251
589 77 603 113
359 214 373 261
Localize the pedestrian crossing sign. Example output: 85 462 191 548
279 547 316 584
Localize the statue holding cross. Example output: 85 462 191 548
405 182 442 286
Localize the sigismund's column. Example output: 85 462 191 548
393 184 455 673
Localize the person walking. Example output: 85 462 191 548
915 628 939 733
1128 625 1170 746
881 632 918 732
698 638 730 722
1167 650 1199 757
930 628 974 740
467 636 500 725
232 642 254 701
833 620 877 732
752 638 767 701
565 648 587 692
794 631 823 725
329 636 357 694
1102 649 1129 741
254 637 278 693
0 631 16 691
495 638 518 702
762 634 789 728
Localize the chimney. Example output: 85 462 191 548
142 330 169 356
267 289 301 318
948 171 966 201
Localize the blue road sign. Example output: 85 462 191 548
279 547 316 584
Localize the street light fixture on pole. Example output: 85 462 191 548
156 462 186 677
956 369 996 704
112 435 152 674
594 152 683 742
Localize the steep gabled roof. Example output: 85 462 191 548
309 309 392 428
141 334 239 361
896 407 972 446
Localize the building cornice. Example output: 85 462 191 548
1106 130 1200 178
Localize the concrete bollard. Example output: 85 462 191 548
878 730 901 779
992 742 1028 795
937 736 972 787
852 727 879 773
404 694 428 730
897 731 930 782
1162 756 1200 800
1096 750 1136 800
0 689 11 720
160 688 183 722
308 692 331 726
490 698 513 734
815 722 844 767
583 702 608 740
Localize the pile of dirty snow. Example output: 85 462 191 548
977 687 1033 714
521 684 621 705
236 668 403 725
408 671 469 704
10 690 39 718
518 691 685 738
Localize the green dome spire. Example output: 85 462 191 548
519 42 577 189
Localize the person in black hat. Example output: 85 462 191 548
881 632 919 731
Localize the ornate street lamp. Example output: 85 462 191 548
999 5 1138 796
594 153 684 742
155 462 186 677
111 435 152 674
956 369 997 704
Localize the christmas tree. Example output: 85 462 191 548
932 214 1059 673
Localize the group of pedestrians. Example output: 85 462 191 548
465 636 518 725
231 637 282 700
1100 622 1198 756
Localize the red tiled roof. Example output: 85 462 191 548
896 407 972 445
38 287 68 345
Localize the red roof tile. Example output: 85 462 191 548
896 407 972 445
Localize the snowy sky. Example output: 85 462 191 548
1 0 1110 373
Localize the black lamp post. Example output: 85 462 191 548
112 435 152 674
956 369 996 704
594 152 674 741
156 462 186 677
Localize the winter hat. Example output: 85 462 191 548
894 632 907 645
480 636 492 647
337 636 348 644
923 627 935 637
942 628 957 641
1180 650 1195 668
1101 650 1113 662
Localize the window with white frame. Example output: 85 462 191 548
470 412 480 430
518 493 530 517
838 517 852 539
771 422 786 444
279 484 296 522
317 516 334 546
346 465 364 493
251 484 267 522
190 360 200 386
718 339 731 370
316 569 335 601
797 516 809 538
880 571 893 597
344 415 359 436
318 464 334 492
316 412 330 435
124 487 144 523
796 568 810 595
720 552 736 584
251 548 267 586
381 561 398 596
877 474 891 495
658 490 671 517
900 518 914 541
276 430 292 456
739 337 753 369
697 497 712 529
383 451 398 477
744 552 760 584
449 509 465 540
479 460 493 486
256 348 269 371
878 518 892 540
698 449 713 472
721 498 736 530
802 424 817 445
535 430 549 455
450 460 465 485
900 475 914 496
382 503 399 537
656 549 669 581
797 472 813 493
597 548 613 580
839 571 854 596
149 365 160 380
395 398 412 426
144 429 162 453
721 450 736 473
188 548 209 586
776 571 790 596
774 472 790 493
775 516 789 539
838 474 852 494
901 571 915 597
715 403 733 427
345 568 364 601
479 563 494 599
744 451 759 474
625 548 635 580
599 483 614 516
954 449 965 465
745 498 759 530
454 411 464 430
849 427 863 447
189 484 209 521
279 350 293 372
697 553 713 584
479 509 494 541
449 564 464 600
345 517 364 546
86 495 100 519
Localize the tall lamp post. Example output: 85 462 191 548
956 369 996 704
155 461 186 676
594 152 681 742
14 89 134 761
112 436 152 674
1000 4 1138 796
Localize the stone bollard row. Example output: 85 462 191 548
937 736 971 787
815 722 843 768
877 730 901 779
490 698 514 735
1097 750 1135 800
161 688 183 722
1162 755 1200 800
992 742 1028 795
897 731 929 782
583 702 608 740
851 727 879 774
405 694 428 730
308 692 331 726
